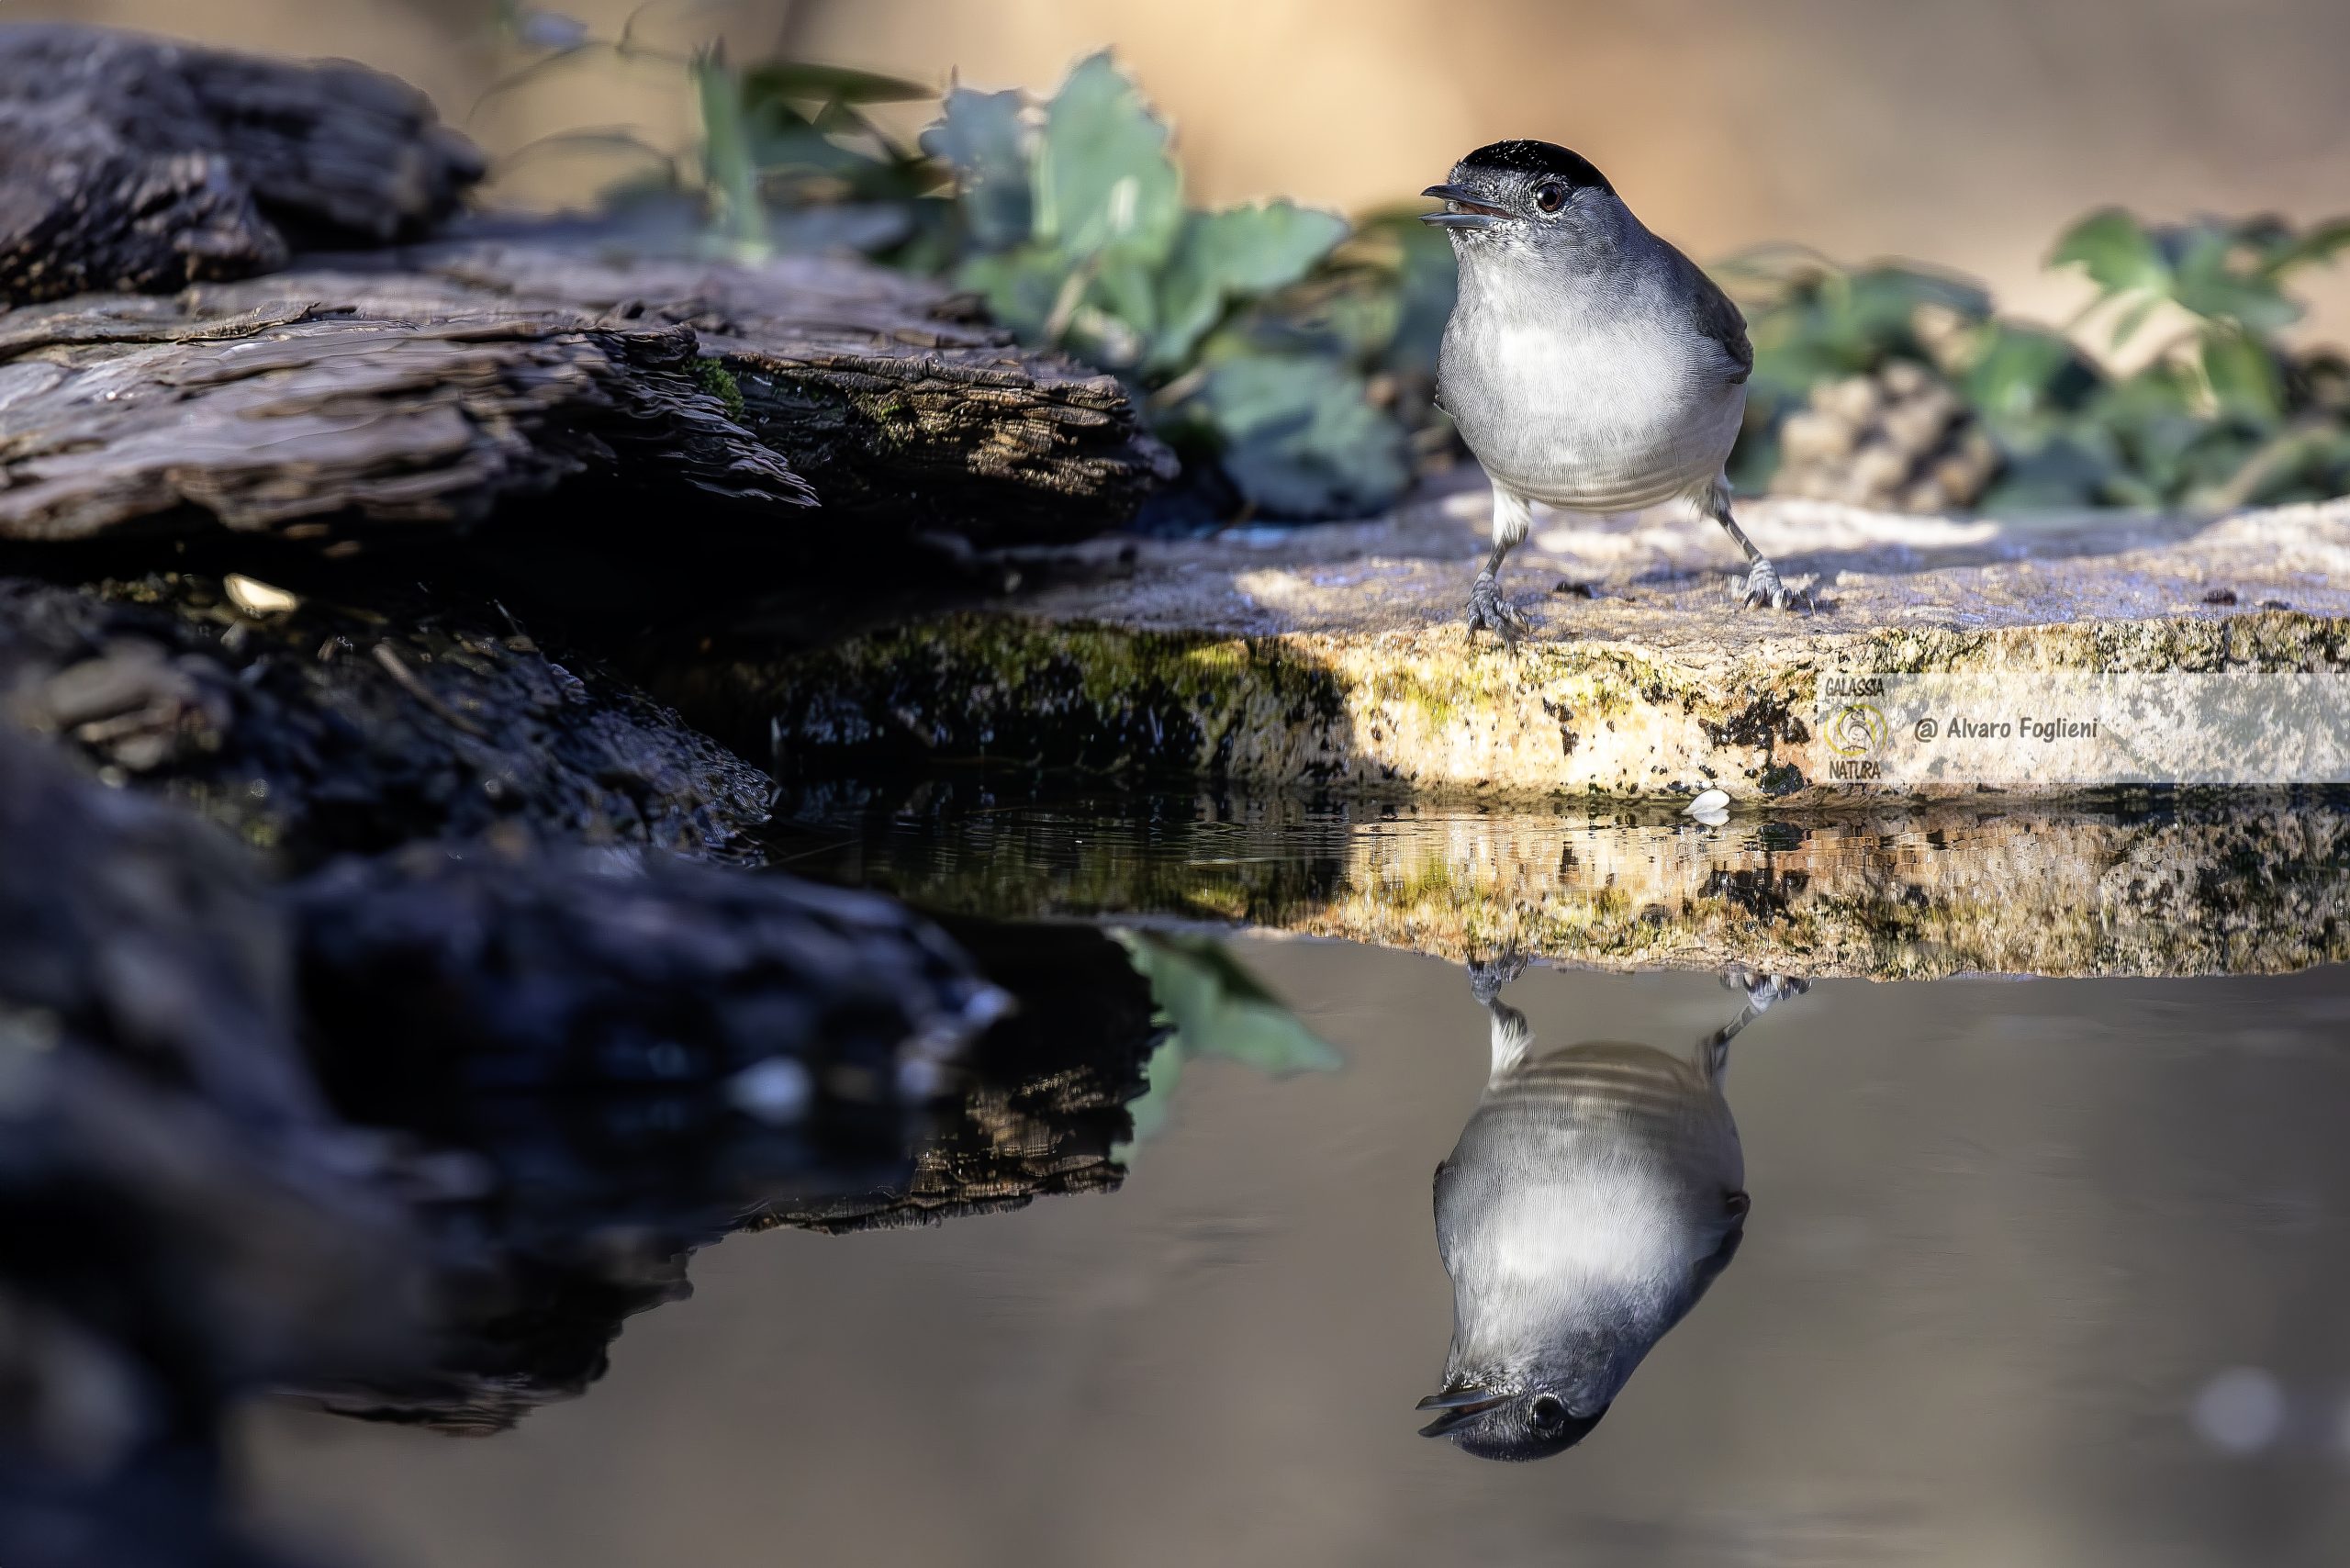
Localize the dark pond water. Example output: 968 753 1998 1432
235 793 2350 1568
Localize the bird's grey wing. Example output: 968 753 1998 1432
1664 243 1752 386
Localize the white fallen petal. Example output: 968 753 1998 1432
224 574 300 617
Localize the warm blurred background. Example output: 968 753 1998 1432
15 0 2350 519
19 0 2350 337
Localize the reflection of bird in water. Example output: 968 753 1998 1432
1418 958 1805 1461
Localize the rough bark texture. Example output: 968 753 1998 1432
0 575 774 869
0 241 1173 551
413 241 1181 543
0 282 809 542
0 25 481 307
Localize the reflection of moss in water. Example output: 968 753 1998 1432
1111 928 1341 1159
790 792 2350 980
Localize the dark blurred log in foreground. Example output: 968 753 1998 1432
0 728 429 1568
0 722 1033 1545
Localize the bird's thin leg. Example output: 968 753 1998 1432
1701 479 1807 612
1468 483 1534 644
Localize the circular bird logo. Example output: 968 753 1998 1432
1823 702 1888 757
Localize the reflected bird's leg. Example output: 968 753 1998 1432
1696 966 1811 1081
1467 950 1533 1075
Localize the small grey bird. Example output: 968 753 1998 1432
1422 140 1798 643
1418 961 1805 1461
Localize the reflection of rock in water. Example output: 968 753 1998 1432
296 913 1160 1433
1420 962 1797 1462
0 729 1024 1542
765 917 1162 1233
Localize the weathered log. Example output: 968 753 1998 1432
0 574 774 868
0 239 1171 552
0 283 809 540
0 25 481 306
409 240 1181 543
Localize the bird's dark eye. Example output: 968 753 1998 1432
1534 180 1569 214
1529 1394 1569 1432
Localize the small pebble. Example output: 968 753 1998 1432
1683 788 1731 820
2192 1367 2286 1455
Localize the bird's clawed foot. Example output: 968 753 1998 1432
1466 571 1531 645
1733 557 1812 612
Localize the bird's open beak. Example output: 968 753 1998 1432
1416 1383 1510 1437
1419 184 1508 230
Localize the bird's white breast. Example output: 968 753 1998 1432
1441 273 1745 513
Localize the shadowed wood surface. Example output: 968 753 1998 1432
0 241 1173 551
0 573 777 869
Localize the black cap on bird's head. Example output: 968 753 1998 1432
1422 140 1616 233
1416 1383 1611 1462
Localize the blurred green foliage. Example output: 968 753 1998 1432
1111 929 1340 1159
1727 211 2350 510
919 54 1448 520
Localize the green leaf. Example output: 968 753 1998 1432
1150 201 1348 371
2162 225 2293 333
2200 329 2285 423
1964 323 2089 419
1111 930 1340 1158
2051 207 2169 297
2270 217 2350 277
1198 354 1411 518
921 86 1034 251
1035 51 1183 265
692 48 767 257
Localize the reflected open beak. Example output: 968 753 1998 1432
1419 184 1509 230
1416 1384 1510 1436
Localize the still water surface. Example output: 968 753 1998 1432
238 924 2350 1567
